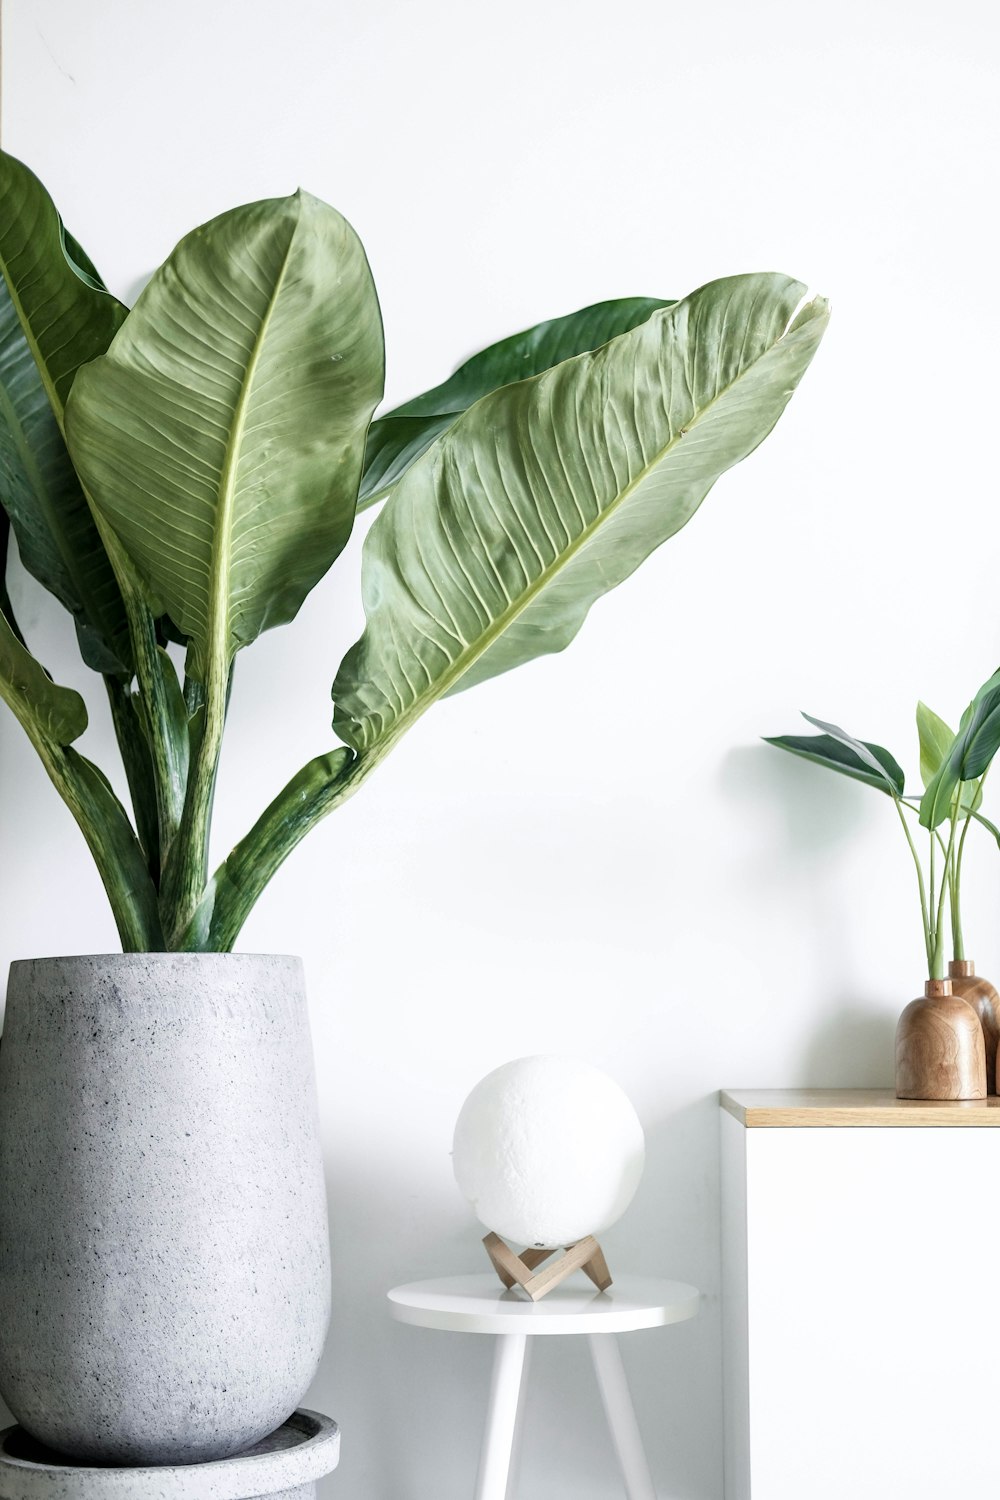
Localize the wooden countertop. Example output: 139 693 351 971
720 1088 1000 1127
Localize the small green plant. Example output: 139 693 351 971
767 672 1000 978
0 150 828 951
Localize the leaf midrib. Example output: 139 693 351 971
355 299 808 752
204 218 299 684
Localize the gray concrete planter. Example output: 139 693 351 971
0 1409 339 1498
0 955 330 1466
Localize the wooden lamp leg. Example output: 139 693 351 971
482 1231 613 1300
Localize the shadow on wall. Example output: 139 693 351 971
797 1003 896 1087
719 741 870 866
720 743 898 1077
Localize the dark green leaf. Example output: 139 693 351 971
0 278 131 673
764 732 905 795
799 712 904 792
0 151 127 419
0 603 87 745
920 669 1000 827
358 296 673 509
0 151 131 673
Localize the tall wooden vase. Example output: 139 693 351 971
895 979 987 1100
947 960 1000 1094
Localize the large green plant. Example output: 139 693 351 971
0 150 828 951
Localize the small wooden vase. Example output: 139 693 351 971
948 960 1000 1095
895 979 987 1100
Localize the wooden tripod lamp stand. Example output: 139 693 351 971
482 1231 612 1301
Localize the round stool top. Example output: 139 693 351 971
0 1410 339 1500
387 1273 700 1335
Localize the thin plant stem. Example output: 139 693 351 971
931 806 960 981
951 764 991 963
893 795 933 974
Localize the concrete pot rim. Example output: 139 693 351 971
0 1411 340 1499
9 953 303 967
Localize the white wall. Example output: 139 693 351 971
3 1 999 1495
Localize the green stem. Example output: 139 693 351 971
161 658 231 947
89 516 187 873
104 675 159 883
179 747 359 951
952 766 991 962
893 795 933 974
930 806 960 981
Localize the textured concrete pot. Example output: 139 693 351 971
0 1409 339 1498
0 955 330 1466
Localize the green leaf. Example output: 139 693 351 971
0 603 87 745
0 599 162 949
764 731 905 795
0 151 127 421
0 279 131 673
799 712 905 793
920 669 1000 828
65 189 385 684
359 296 673 509
61 747 165 950
0 152 132 674
916 702 954 790
333 274 828 755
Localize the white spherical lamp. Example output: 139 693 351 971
452 1055 645 1249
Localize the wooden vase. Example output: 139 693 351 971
895 979 987 1100
947 960 1000 1094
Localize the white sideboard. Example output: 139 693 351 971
721 1089 1000 1500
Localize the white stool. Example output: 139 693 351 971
387 1273 700 1499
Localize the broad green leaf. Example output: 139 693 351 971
920 669 1000 827
0 603 86 745
0 151 127 421
764 732 905 795
359 297 673 509
333 275 828 755
916 702 954 790
65 190 385 684
0 152 132 673
0 279 130 673
799 712 904 792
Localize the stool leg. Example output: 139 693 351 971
588 1333 657 1500
504 1339 533 1500
475 1333 530 1500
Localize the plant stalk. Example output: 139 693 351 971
893 795 934 975
180 747 361 951
161 658 229 946
104 675 160 882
